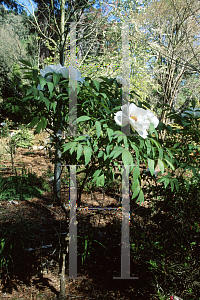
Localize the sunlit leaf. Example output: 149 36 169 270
148 158 155 176
84 145 92 165
122 150 133 166
158 158 164 174
19 59 32 68
95 121 101 138
77 144 83 160
76 116 91 123
93 80 100 91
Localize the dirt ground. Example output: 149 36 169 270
0 134 171 300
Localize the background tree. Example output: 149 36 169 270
132 0 200 126
0 5 30 102
99 0 200 129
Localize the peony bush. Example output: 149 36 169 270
6 61 181 204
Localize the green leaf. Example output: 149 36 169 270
39 76 47 90
95 121 101 138
122 150 133 166
84 145 92 165
14 105 19 113
96 174 104 186
149 138 161 149
164 159 175 171
77 143 83 160
174 178 179 192
149 123 155 135
132 179 139 190
106 145 112 155
41 117 47 131
159 148 163 160
94 146 98 153
63 142 75 152
70 142 77 154
130 143 139 159
132 186 140 199
164 178 170 189
43 97 50 110
117 135 123 143
47 82 54 95
29 117 39 128
19 59 32 68
50 102 57 113
170 180 174 192
148 158 155 176
93 80 100 91
137 189 144 204
92 169 102 182
107 128 113 142
33 87 38 98
109 146 124 159
158 158 164 174
76 116 91 123
173 142 181 149
101 93 107 99
145 140 151 155
74 136 87 142
53 73 62 86
133 166 140 181
35 121 43 134
166 148 173 159
33 69 38 81
99 102 110 114
26 88 33 96
98 150 104 158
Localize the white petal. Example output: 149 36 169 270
129 103 147 118
40 65 53 77
59 67 69 78
37 84 42 90
54 64 62 72
147 110 159 128
116 76 127 86
114 111 129 127
131 122 148 138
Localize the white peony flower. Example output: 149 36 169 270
40 64 84 83
114 103 159 139
181 107 200 119
116 76 127 86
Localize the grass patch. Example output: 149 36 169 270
0 172 47 201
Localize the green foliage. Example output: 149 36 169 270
11 125 35 148
4 62 178 204
130 179 200 298
0 171 45 201
78 230 107 266
0 5 30 101
0 119 13 138
6 61 199 205
11 62 22 89
163 105 200 183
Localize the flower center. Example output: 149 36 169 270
130 115 137 122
